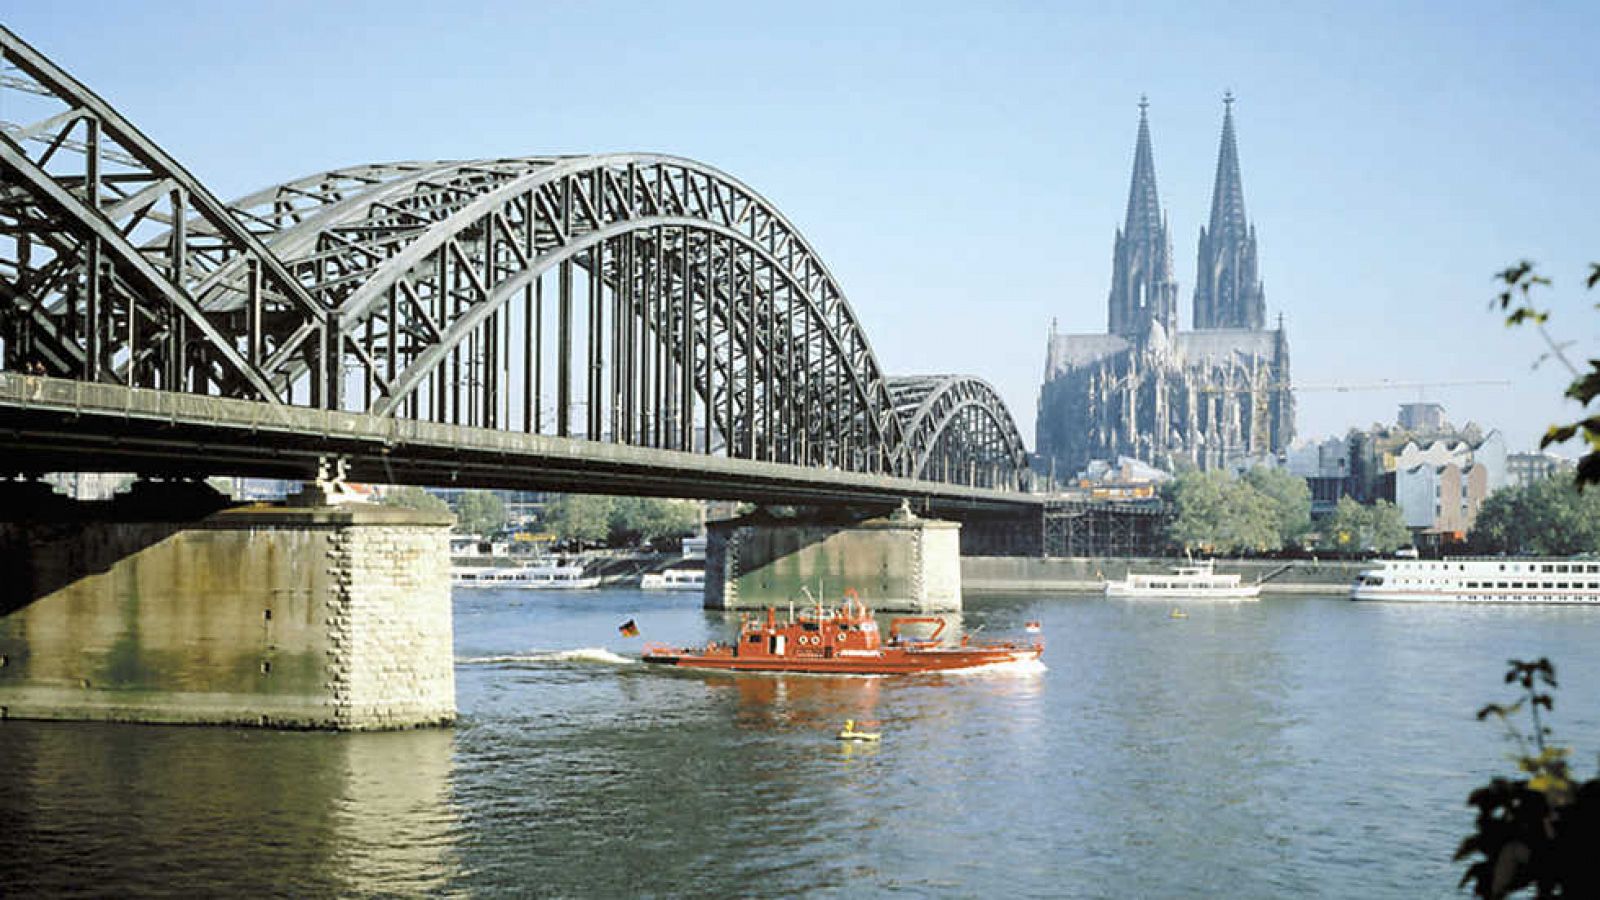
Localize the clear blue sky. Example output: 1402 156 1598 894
8 1 1598 453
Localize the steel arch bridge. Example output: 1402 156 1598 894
0 27 1031 505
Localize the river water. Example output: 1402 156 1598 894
3 588 1599 898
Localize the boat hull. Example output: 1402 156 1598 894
452 577 600 589
1104 585 1260 600
1351 587 1600 604
642 646 1042 675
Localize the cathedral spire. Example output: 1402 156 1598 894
1108 96 1178 340
1194 91 1266 330
1207 90 1248 246
1123 94 1164 245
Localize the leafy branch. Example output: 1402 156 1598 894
1457 657 1600 899
1494 262 1600 487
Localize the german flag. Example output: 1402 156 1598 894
618 619 640 638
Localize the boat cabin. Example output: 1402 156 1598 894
734 600 885 659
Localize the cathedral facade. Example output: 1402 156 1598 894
1037 95 1293 478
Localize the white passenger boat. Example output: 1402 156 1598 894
640 568 706 591
1351 558 1600 604
451 564 599 589
1103 560 1261 600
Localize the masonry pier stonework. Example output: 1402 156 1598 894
0 482 455 730
704 505 963 613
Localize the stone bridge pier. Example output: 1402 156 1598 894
704 504 962 613
0 481 455 730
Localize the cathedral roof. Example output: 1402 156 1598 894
1174 328 1281 366
1045 328 1288 379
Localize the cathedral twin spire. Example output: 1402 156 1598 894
1109 92 1265 338
1107 96 1179 341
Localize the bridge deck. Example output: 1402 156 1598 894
0 374 1039 513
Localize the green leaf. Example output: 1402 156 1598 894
1542 424 1580 446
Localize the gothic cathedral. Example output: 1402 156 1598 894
1037 95 1293 478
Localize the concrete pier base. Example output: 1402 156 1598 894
0 482 455 730
705 505 962 612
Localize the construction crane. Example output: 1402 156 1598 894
1197 378 1511 398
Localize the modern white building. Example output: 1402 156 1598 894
1394 431 1507 540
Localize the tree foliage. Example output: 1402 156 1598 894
1319 497 1410 554
606 497 700 546
379 485 452 517
454 490 507 536
542 494 612 544
1472 479 1600 556
540 494 701 546
1458 658 1600 899
1495 261 1600 487
1244 466 1313 547
1166 469 1284 554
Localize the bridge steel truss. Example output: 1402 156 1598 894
0 26 1031 501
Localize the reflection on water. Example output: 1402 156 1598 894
330 730 461 897
0 722 461 897
4 588 1600 897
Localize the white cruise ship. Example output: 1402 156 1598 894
1103 560 1261 600
639 568 706 591
1351 558 1600 604
451 563 599 589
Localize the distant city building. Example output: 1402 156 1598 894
1397 402 1446 432
1063 455 1172 502
1288 404 1497 518
1506 450 1575 487
1038 95 1292 477
42 472 129 501
1394 430 1506 543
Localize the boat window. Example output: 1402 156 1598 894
1542 564 1553 573
748 635 762 644
1557 565 1569 573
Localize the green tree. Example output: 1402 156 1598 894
1243 466 1313 548
1365 500 1411 553
454 490 507 536
379 485 452 517
1494 262 1600 487
1166 469 1280 554
1457 658 1600 899
542 494 613 544
607 497 701 546
1319 497 1410 554
1472 479 1600 555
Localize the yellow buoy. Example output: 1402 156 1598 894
837 719 881 741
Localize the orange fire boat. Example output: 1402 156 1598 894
642 593 1042 674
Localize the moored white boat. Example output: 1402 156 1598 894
451 564 599 589
1351 558 1600 604
1104 560 1260 600
640 568 706 591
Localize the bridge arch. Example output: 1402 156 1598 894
196 154 913 475
0 26 1031 488
888 376 1029 489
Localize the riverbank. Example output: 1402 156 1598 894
961 556 1367 595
